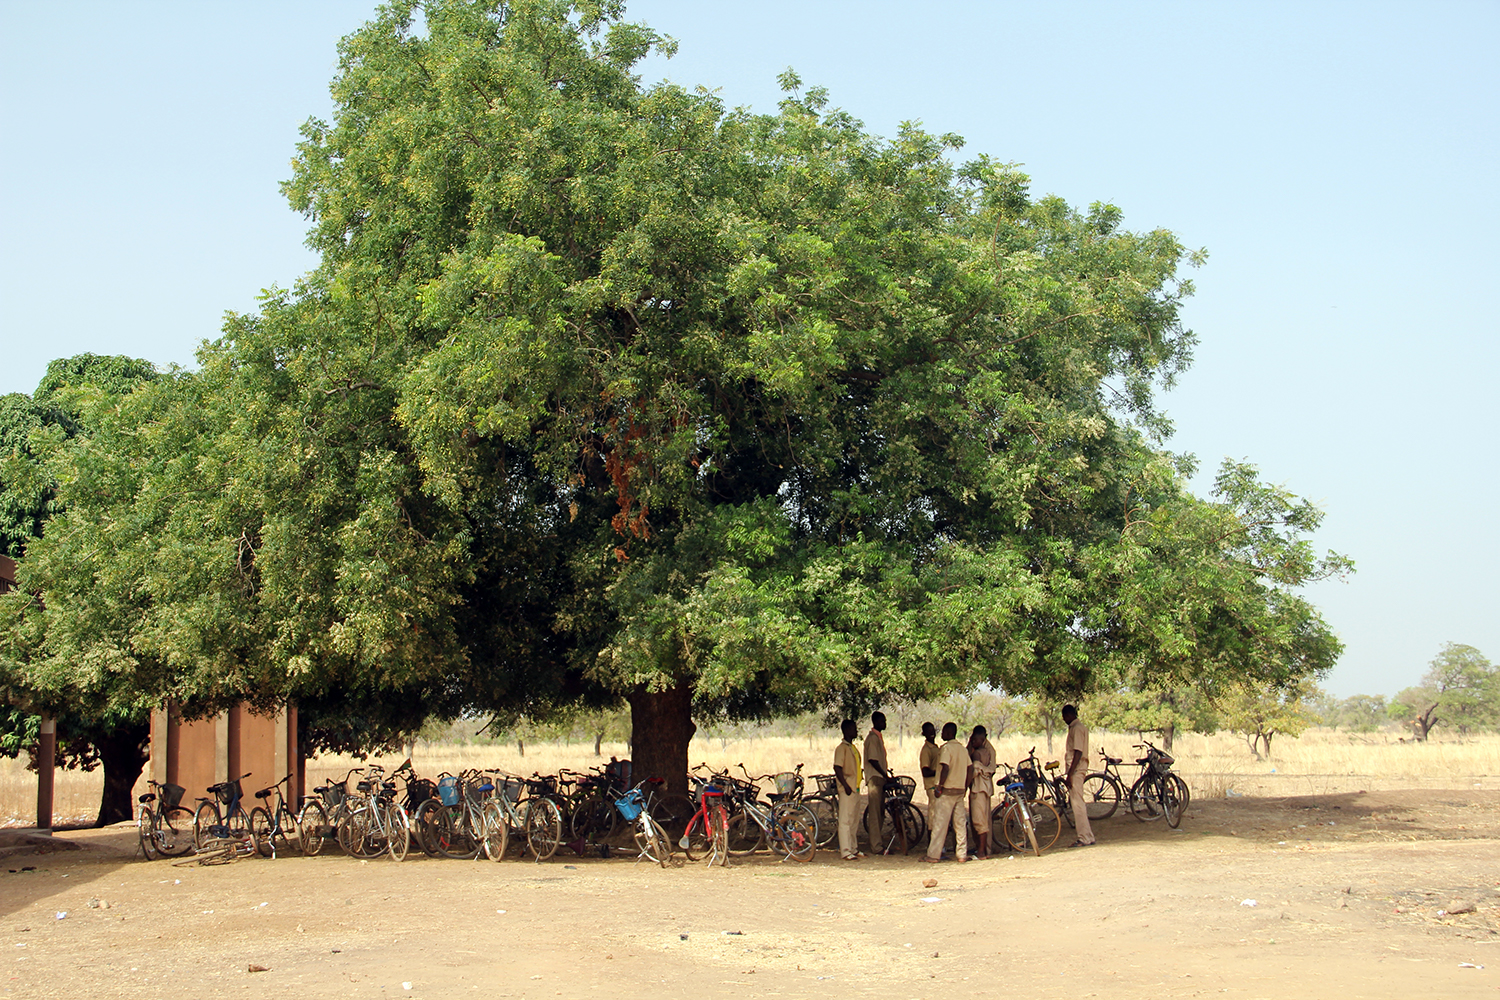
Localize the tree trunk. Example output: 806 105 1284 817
1263 731 1274 758
594 731 603 757
1161 723 1176 752
93 722 149 827
627 677 696 797
1245 732 1262 761
517 738 525 757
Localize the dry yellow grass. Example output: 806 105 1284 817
3 728 1496 826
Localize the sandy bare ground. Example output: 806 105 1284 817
1 790 1496 999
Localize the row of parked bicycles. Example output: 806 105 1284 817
134 741 1188 865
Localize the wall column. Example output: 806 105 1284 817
35 714 55 832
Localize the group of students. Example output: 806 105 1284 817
831 705 1097 862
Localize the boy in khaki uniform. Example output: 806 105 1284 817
833 719 864 860
864 712 889 853
967 725 996 859
922 722 971 862
1062 705 1095 847
918 722 939 832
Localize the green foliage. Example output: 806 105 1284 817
1389 643 1497 739
1217 678 1321 759
0 1 1349 760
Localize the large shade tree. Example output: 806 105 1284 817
0 355 162 825
2 0 1349 792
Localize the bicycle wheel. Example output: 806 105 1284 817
138 806 158 861
1002 801 1041 856
525 798 563 862
1053 779 1074 829
1128 775 1165 821
273 805 300 856
707 804 729 867
773 811 816 862
725 810 764 856
883 801 923 855
680 810 709 861
1028 798 1062 851
482 800 509 861
802 795 838 849
1168 772 1191 810
193 801 220 851
249 807 274 857
386 802 411 861
437 804 480 860
652 792 696 846
1082 772 1122 821
1163 775 1185 829
299 801 329 856
156 806 196 857
633 816 671 866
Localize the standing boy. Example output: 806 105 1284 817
864 712 889 853
834 719 864 860
923 722 972 862
1062 705 1096 847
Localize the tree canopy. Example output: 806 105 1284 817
0 0 1350 788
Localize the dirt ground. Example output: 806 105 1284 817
0 789 1496 999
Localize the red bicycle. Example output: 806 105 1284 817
677 766 729 866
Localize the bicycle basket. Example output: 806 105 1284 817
885 776 916 803
614 789 643 822
813 773 838 797
772 771 802 797
498 776 523 803
437 775 461 807
160 783 186 811
215 780 243 806
406 777 436 809
322 782 347 808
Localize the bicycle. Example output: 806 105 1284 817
298 766 362 856
413 768 494 859
475 773 565 861
724 765 816 862
802 774 840 850
193 772 253 851
136 779 194 860
1006 750 1064 848
341 764 412 860
990 765 1061 855
614 779 672 867
676 771 729 865
872 776 926 855
248 773 301 858
1127 741 1186 828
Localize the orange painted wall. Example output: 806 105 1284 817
166 711 218 807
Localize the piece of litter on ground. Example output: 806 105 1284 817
530 975 542 980
921 897 944 903
54 912 66 920
722 931 743 936
1240 900 1257 907
1459 963 1485 969
496 909 506 914
201 910 214 915
258 902 268 908
402 982 413 990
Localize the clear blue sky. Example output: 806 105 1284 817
2 2 1496 699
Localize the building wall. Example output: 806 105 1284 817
151 703 296 812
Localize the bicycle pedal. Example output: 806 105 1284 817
678 836 691 849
